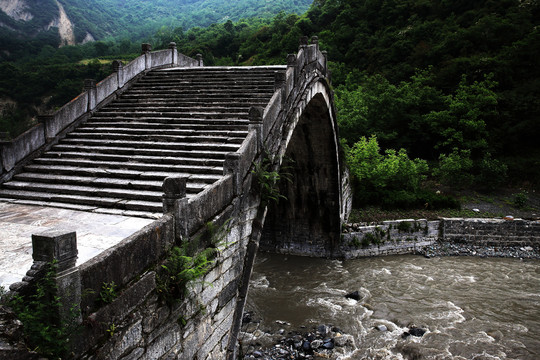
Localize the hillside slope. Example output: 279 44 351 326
0 0 312 53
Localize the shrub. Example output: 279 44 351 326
345 135 429 206
476 153 508 191
9 261 76 359
433 148 474 188
513 190 528 208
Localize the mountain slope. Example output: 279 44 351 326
0 0 313 48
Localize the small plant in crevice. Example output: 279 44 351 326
252 152 293 206
8 261 78 359
350 236 362 248
361 236 371 248
99 281 117 305
106 323 117 337
397 221 412 232
156 220 230 306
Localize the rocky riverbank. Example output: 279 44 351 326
418 241 540 259
239 312 357 359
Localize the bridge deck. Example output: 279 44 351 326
0 201 153 289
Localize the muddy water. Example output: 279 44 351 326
245 254 540 359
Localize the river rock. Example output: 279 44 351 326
408 327 426 337
323 338 335 349
317 324 330 336
334 334 355 347
345 290 361 301
242 311 253 324
310 339 323 349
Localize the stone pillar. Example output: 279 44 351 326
84 79 96 111
196 53 204 67
274 71 286 105
142 43 152 69
321 50 328 77
299 36 308 49
248 107 264 151
31 230 82 325
311 36 319 51
169 42 178 66
162 177 189 239
224 153 241 196
113 60 125 88
274 71 286 92
38 114 54 140
287 53 297 90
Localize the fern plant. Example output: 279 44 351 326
156 220 230 305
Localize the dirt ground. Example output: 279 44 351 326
349 188 540 224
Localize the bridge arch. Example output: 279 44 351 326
259 74 344 257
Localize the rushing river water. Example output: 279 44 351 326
244 253 540 359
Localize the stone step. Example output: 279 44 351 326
125 88 274 96
51 144 230 159
42 150 223 167
94 111 250 120
104 105 252 113
12 173 208 193
82 121 248 131
110 99 269 107
151 67 285 76
131 81 275 88
119 93 272 101
135 80 275 87
74 126 247 138
0 189 163 213
23 164 222 182
32 158 224 175
3 181 164 202
66 132 245 144
58 138 240 152
86 117 249 127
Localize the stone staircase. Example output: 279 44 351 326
0 66 285 218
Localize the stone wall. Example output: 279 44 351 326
340 218 540 259
340 219 439 259
441 218 540 246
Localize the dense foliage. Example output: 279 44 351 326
0 0 312 61
1 0 538 203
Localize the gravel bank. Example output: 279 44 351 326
418 241 540 259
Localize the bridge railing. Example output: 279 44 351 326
0 43 201 182
261 36 329 152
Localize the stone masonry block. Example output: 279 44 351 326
32 230 77 271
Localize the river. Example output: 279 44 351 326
243 253 540 359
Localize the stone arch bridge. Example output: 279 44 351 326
0 38 351 359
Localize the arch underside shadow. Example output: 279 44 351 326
260 92 341 257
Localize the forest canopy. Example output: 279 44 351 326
1 0 538 198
